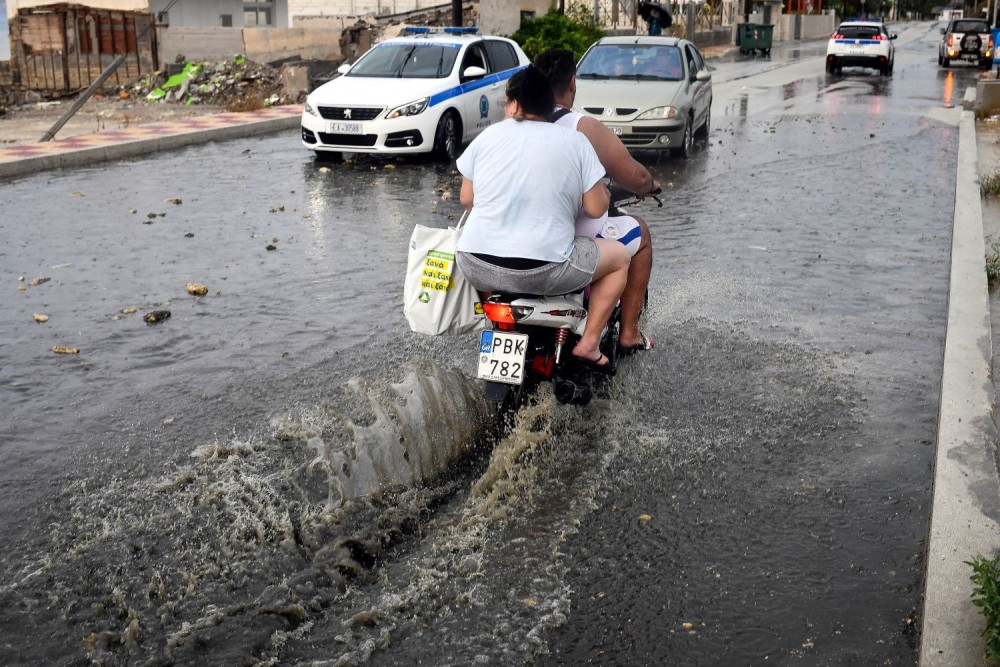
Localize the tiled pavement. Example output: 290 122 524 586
0 104 302 180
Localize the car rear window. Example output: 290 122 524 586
953 20 989 32
347 43 460 79
838 25 881 39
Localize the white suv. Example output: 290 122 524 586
300 28 529 161
826 21 897 76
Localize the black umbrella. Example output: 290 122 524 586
638 1 673 27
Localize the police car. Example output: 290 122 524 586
825 21 897 76
300 27 529 161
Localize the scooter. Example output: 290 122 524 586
475 183 661 413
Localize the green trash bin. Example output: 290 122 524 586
745 24 774 56
737 23 757 53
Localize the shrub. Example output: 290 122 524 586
968 553 1000 664
982 169 1000 197
511 3 606 61
987 242 1000 286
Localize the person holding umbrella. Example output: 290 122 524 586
639 1 672 35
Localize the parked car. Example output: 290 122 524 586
825 21 897 75
300 28 529 161
938 18 994 69
572 36 712 159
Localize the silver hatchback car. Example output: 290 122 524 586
572 36 713 158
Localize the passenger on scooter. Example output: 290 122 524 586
454 65 630 372
535 48 658 355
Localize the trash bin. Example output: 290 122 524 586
737 23 756 53
740 23 774 56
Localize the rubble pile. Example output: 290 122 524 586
123 56 297 110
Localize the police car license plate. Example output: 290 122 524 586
609 125 624 135
477 330 528 385
328 122 363 134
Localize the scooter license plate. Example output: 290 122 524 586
477 330 528 385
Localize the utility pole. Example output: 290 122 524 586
452 0 462 26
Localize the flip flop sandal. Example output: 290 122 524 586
619 332 654 356
573 352 615 375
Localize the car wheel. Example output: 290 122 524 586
942 56 950 67
826 59 835 74
672 117 693 159
695 104 711 139
982 59 993 70
937 51 943 65
433 111 461 161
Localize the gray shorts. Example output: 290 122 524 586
457 237 599 295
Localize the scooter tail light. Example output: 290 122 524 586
483 302 534 324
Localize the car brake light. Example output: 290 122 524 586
947 35 954 47
832 32 843 39
871 34 884 41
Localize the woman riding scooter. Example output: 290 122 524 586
454 66 630 372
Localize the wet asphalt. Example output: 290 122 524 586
0 21 982 666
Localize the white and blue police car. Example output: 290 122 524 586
825 21 897 76
301 27 530 161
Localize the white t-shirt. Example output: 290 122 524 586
455 118 606 263
553 107 609 237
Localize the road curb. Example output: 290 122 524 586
919 110 1000 667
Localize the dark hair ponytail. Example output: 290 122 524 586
505 65 555 118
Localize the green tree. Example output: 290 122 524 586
511 4 606 61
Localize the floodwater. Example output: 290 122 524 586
0 22 972 665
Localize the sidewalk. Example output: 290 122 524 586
0 104 301 180
919 104 1000 666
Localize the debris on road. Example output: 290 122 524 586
136 56 295 110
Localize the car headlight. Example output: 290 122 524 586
303 100 318 116
637 106 679 121
386 98 429 119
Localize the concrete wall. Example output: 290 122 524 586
742 9 833 43
520 0 554 18
479 0 519 36
158 25 341 63
243 26 340 61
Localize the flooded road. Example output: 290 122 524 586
0 21 976 665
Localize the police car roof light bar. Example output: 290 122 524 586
402 26 478 35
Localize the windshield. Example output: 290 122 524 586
347 42 461 79
577 44 684 81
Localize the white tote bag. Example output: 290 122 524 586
403 214 485 335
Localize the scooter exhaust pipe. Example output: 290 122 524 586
555 379 592 405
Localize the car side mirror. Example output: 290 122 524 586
463 66 487 79
890 33 897 40
337 63 351 75
695 69 712 82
